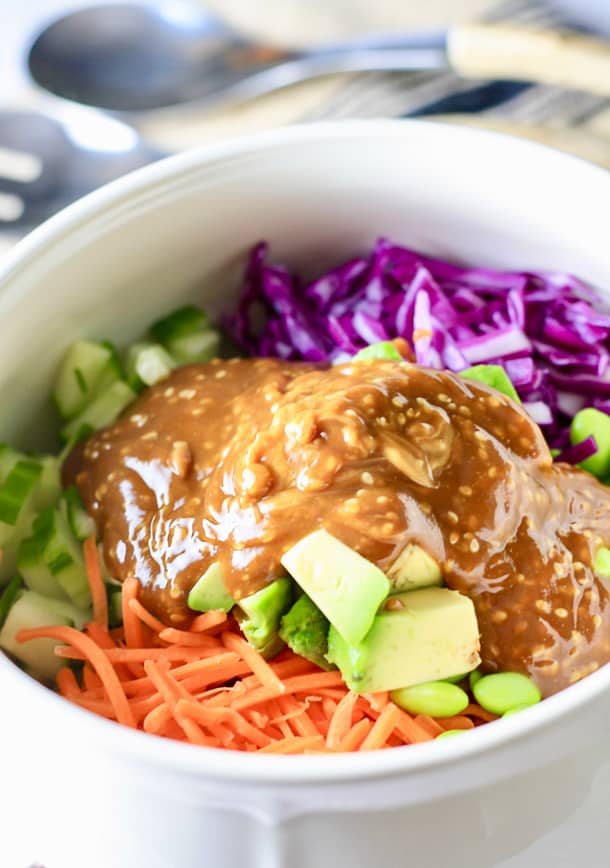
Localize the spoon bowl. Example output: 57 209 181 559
28 2 288 111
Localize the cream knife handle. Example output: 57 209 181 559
447 23 610 97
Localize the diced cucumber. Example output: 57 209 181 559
125 342 176 389
0 590 88 681
0 444 21 482
150 305 210 343
0 576 22 627
33 456 62 512
187 563 234 613
18 534 69 600
0 459 43 527
53 340 123 420
0 454 62 586
61 486 96 542
166 330 220 364
62 380 136 443
19 507 90 609
149 304 220 364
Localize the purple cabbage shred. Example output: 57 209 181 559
225 239 610 450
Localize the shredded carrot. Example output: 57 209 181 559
127 597 166 634
17 626 135 728
326 691 359 749
257 736 325 754
359 703 403 751
437 715 475 731
336 717 373 752
83 535 108 630
17 555 502 753
189 610 228 633
465 703 499 723
57 666 81 698
222 631 285 694
121 578 144 649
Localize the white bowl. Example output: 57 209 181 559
1 120 609 868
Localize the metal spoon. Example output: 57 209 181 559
27 2 610 115
0 102 162 229
25 2 446 112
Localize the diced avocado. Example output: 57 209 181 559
237 578 292 658
279 594 333 670
387 544 443 592
187 563 234 614
281 529 390 645
460 364 520 403
0 590 88 681
326 587 480 693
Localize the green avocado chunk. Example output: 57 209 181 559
280 529 390 645
187 563 234 613
460 364 520 403
279 594 333 670
326 587 480 693
237 578 293 658
387 543 442 592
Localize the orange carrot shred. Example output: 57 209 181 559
17 625 135 728
189 610 228 633
359 703 403 751
326 691 359 749
336 718 373 752
437 715 475 731
257 735 325 754
127 597 167 634
83 535 108 630
222 631 285 695
121 578 144 649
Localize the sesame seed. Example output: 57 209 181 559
459 485 472 497
469 539 480 553
447 511 459 524
536 599 552 614
449 532 459 545
555 608 569 619
361 472 374 485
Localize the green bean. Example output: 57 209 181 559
391 681 469 717
570 408 610 478
436 729 464 740
473 672 541 715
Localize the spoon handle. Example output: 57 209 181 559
447 23 610 98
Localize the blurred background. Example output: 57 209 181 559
1 0 609 256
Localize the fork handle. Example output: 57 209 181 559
448 23 610 97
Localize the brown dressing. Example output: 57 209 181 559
65 358 610 696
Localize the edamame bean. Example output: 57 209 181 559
473 672 541 715
436 729 464 740
469 670 482 690
594 546 610 577
354 342 402 361
502 704 535 718
444 672 469 684
391 681 469 717
570 408 610 478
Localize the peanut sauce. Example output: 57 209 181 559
64 358 610 696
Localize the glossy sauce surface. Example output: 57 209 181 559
66 358 610 695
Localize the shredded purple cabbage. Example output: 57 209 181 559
226 239 610 449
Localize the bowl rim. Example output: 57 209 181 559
1 118 610 785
